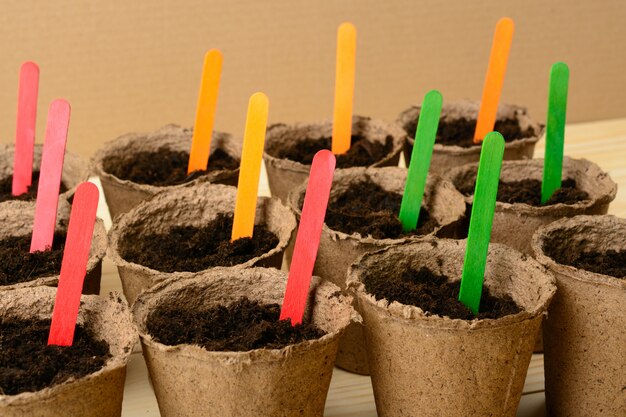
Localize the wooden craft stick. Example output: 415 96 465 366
188 49 223 173
474 18 515 143
231 92 269 240
331 22 357 155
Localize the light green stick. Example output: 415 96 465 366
458 132 505 314
541 62 569 204
399 90 442 232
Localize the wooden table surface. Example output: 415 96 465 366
95 117 626 417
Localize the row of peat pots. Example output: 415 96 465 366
1 103 624 417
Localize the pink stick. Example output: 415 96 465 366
30 99 70 253
48 182 99 346
12 62 39 196
280 150 336 325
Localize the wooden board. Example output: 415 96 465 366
95 117 626 416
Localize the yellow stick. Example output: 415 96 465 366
331 22 357 155
231 92 269 240
188 49 223 173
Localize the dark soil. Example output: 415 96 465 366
456 177 589 206
0 171 68 203
147 297 325 351
0 233 67 286
363 266 522 320
404 116 537 149
323 180 438 239
266 135 394 168
544 245 626 278
102 147 239 186
120 213 279 273
0 317 111 395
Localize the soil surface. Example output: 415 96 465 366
404 117 537 149
266 135 395 168
147 297 324 351
0 233 67 286
323 180 438 239
544 245 626 278
0 172 68 203
0 317 111 395
456 177 589 206
120 213 279 273
102 147 239 186
363 265 522 320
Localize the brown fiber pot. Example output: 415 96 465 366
0 200 107 294
448 156 617 255
0 143 89 208
108 183 296 304
397 100 543 174
347 239 556 417
288 166 466 374
132 267 359 417
263 115 405 202
0 286 137 417
91 124 241 219
531 215 626 417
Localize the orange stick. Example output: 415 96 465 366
331 22 357 155
231 93 269 240
474 17 515 143
187 49 223 173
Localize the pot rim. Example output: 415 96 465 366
107 183 296 279
263 115 406 175
132 267 359 364
91 124 241 195
531 214 626 290
347 238 557 331
287 166 466 245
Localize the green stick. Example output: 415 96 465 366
458 132 505 314
541 62 569 204
399 90 442 232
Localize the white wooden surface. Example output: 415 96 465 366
94 117 626 416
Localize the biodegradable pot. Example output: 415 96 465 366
91 124 241 219
448 156 617 255
0 286 137 417
108 183 296 304
532 215 626 417
133 267 358 417
347 239 556 417
263 115 405 202
397 100 543 174
287 166 466 374
0 143 90 207
0 200 107 294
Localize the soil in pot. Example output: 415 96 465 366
146 296 324 351
456 177 590 206
0 172 68 203
101 147 239 187
0 317 111 395
0 233 67 286
363 265 522 320
120 213 279 273
403 117 537 148
543 240 626 278
320 180 438 239
266 135 394 168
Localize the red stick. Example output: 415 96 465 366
280 150 336 325
12 62 39 196
48 182 99 346
30 100 70 253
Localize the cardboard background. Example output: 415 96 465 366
0 0 625 158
